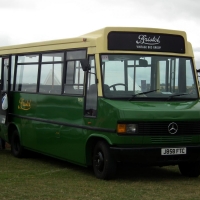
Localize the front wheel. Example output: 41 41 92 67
178 161 200 177
93 141 116 180
11 130 24 158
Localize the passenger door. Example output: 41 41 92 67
0 57 10 124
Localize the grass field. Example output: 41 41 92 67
1 149 200 200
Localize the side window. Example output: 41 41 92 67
64 50 86 95
39 52 64 94
13 50 87 94
85 56 97 117
15 54 39 92
16 65 38 92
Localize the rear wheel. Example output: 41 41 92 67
11 130 24 158
178 161 200 177
93 141 116 180
0 138 5 150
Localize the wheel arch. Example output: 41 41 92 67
85 134 112 166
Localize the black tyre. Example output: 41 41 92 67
93 141 116 180
11 130 24 158
0 138 5 150
179 161 200 177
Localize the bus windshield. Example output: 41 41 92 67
101 54 198 100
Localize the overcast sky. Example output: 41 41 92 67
1 0 200 68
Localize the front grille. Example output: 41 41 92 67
138 121 200 135
151 136 192 144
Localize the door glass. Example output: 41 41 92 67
10 56 15 91
3 59 9 91
85 56 97 117
0 58 1 89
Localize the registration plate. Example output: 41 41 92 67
161 148 186 155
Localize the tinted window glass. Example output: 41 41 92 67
10 56 15 91
64 61 84 95
40 63 63 94
42 52 64 62
15 64 38 92
18 55 39 63
67 50 86 60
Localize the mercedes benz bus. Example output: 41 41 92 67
0 27 200 179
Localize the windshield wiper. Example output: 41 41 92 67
167 93 189 100
129 89 159 101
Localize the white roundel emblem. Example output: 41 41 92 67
168 122 178 134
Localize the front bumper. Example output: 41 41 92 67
110 145 200 165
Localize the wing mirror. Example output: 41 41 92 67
80 59 91 71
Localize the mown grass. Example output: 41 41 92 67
1 149 200 200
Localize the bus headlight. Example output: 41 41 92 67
117 124 138 134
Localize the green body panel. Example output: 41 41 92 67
98 99 200 123
6 92 87 165
96 98 200 146
1 92 200 166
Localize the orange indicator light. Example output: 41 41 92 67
117 124 126 133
